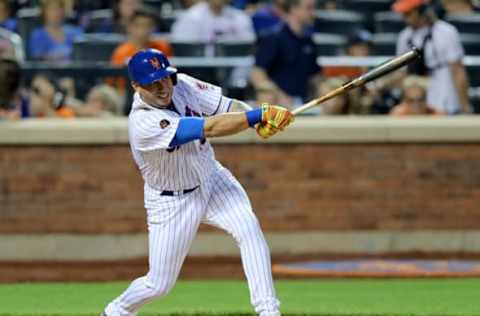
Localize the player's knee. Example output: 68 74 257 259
235 214 264 243
145 278 176 298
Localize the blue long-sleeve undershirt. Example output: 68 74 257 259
169 117 205 147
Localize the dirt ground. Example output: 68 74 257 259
1 253 480 282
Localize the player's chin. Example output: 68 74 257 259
153 95 172 108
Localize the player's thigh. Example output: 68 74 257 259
146 190 204 280
203 168 262 239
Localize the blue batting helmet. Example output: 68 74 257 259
127 49 177 85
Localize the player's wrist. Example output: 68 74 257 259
245 108 262 127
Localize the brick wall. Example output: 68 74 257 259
1 143 480 234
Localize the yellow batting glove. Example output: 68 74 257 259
256 103 294 139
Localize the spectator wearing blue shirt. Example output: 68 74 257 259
251 0 285 36
29 0 83 61
250 0 320 109
0 0 17 32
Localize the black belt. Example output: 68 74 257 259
160 186 199 196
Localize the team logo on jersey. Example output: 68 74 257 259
159 119 170 129
195 81 210 90
185 106 201 117
150 57 162 69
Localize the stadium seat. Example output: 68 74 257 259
461 34 480 56
73 34 125 61
215 40 254 56
160 10 181 33
467 64 480 88
374 11 405 33
312 33 347 56
143 0 164 10
314 10 366 36
342 0 394 16
371 33 397 56
17 7 41 58
446 14 480 35
170 41 208 56
84 9 113 33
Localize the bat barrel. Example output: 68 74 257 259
291 48 421 116
353 48 421 86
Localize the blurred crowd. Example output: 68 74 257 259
1 0 480 120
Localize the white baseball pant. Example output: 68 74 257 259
105 166 280 316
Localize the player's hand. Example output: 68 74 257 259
256 103 294 139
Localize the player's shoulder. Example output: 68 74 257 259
433 20 460 38
175 73 220 93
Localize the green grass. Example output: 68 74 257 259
0 279 479 316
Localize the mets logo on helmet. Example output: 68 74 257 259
150 57 162 69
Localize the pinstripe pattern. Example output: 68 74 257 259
203 167 280 315
105 73 279 316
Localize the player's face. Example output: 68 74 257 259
136 77 174 108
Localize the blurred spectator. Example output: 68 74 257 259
0 31 15 60
111 7 172 66
390 75 445 115
394 0 471 114
29 0 83 61
317 77 351 115
0 0 17 32
255 81 280 105
171 0 255 42
323 29 373 79
250 0 320 109
29 73 75 118
315 77 372 115
89 0 141 34
179 0 201 9
251 0 286 36
232 0 257 10
70 84 123 117
319 0 339 10
441 0 474 16
0 58 27 120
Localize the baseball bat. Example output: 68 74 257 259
291 48 421 116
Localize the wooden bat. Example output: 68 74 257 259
291 48 421 116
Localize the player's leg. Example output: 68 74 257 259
203 167 280 316
104 189 206 316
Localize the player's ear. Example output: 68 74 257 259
131 81 139 90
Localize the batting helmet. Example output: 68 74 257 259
127 49 177 85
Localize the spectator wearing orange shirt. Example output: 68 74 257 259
390 76 445 116
111 7 172 67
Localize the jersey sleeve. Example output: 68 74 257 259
178 74 232 116
129 110 180 151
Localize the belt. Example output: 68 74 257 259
160 186 199 196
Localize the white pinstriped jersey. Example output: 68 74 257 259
128 73 232 192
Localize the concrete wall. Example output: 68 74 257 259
1 117 480 260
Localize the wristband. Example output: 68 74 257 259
246 108 262 127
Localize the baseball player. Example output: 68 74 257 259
102 49 293 316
